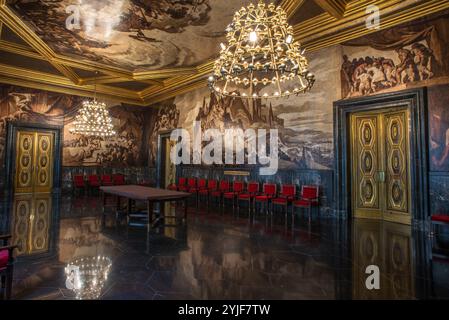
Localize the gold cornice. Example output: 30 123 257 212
280 0 307 18
295 0 449 52
313 0 349 19
0 62 147 105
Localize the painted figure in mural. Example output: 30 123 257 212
341 42 435 98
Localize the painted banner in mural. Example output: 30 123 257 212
0 85 146 167
340 13 449 99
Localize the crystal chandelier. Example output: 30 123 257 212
208 1 315 99
69 72 116 137
65 256 112 300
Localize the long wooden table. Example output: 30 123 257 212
100 185 191 231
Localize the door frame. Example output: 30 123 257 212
156 130 174 189
333 88 429 223
4 121 63 196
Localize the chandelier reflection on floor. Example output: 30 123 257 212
69 72 116 137
65 256 112 300
208 1 315 99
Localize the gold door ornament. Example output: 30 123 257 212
350 108 411 224
14 130 55 193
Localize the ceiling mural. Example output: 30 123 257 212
9 0 257 70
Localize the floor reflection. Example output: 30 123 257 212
1 194 448 300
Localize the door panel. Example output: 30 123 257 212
350 108 411 224
351 114 382 219
34 132 54 193
15 132 35 193
384 111 411 224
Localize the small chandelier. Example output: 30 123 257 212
70 72 116 137
208 1 315 99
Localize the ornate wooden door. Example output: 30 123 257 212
350 108 411 224
14 130 55 193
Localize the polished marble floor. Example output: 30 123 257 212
1 193 449 300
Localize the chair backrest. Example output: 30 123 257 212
102 175 112 183
263 183 277 195
281 184 296 197
233 181 244 192
198 178 207 189
208 180 217 190
187 178 197 188
219 180 230 191
178 177 187 186
113 174 125 185
302 185 319 200
247 182 259 193
73 175 84 186
89 175 99 182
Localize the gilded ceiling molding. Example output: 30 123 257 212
313 0 349 19
0 40 43 60
0 62 145 105
279 0 307 18
295 0 449 51
0 4 81 84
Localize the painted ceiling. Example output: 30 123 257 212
9 0 261 71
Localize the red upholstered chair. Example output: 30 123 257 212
88 174 101 194
293 185 319 221
73 174 85 195
168 177 187 191
198 180 218 207
178 177 192 192
0 235 17 300
238 182 260 214
431 214 449 236
272 184 297 217
223 181 245 210
101 175 113 186
255 183 277 215
188 178 207 208
112 174 126 185
210 180 230 208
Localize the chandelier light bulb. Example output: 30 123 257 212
249 31 258 43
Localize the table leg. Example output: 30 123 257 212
147 200 154 233
127 198 132 225
184 198 188 221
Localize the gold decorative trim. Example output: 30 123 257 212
313 0 349 19
280 0 307 18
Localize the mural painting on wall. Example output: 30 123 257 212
151 47 339 170
429 84 449 172
0 85 146 167
340 14 449 98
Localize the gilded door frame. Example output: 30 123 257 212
4 121 63 197
156 129 176 189
333 88 429 224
